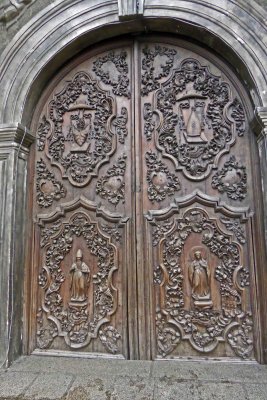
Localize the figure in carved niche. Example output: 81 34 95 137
188 250 213 309
70 249 90 303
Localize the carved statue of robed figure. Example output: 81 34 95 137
188 250 213 308
70 249 90 303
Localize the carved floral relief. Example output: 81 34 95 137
211 156 247 200
141 46 246 181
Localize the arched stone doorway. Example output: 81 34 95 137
26 35 265 362
0 1 267 366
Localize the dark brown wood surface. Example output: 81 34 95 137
27 37 265 361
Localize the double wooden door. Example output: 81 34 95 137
29 37 262 361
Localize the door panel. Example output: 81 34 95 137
30 37 261 361
31 43 135 359
139 39 257 360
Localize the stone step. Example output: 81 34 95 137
0 356 267 399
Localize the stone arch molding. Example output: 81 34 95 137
0 0 267 126
1 0 267 367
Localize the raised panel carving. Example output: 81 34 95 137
146 192 253 359
35 197 129 354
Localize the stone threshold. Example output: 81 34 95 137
0 355 267 399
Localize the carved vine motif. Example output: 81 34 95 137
227 314 253 358
112 107 128 144
220 217 246 244
141 48 246 180
99 325 121 354
212 156 247 200
151 207 253 359
36 159 66 208
42 72 117 187
37 211 121 352
100 224 122 243
37 116 50 151
152 219 174 247
141 45 177 96
96 155 126 205
143 103 156 141
229 98 246 137
93 51 130 98
146 151 181 202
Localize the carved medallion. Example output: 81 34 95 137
93 51 130 98
212 156 247 200
96 155 126 205
141 47 246 180
146 151 181 202
38 72 121 187
36 159 66 208
146 192 253 359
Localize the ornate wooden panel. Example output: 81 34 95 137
139 38 259 361
29 37 262 361
30 43 134 359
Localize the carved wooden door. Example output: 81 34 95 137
29 37 263 361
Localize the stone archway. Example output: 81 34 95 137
0 0 267 366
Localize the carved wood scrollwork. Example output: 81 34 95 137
146 192 253 359
211 156 247 200
146 151 181 202
36 198 128 354
36 63 130 187
36 159 66 208
141 46 246 181
93 51 131 98
96 155 127 205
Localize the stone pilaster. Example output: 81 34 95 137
0 124 34 368
256 108 267 244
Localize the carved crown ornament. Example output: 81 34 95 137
141 46 246 181
146 191 253 359
35 196 129 353
36 68 129 188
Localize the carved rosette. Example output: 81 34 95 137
96 155 127 205
93 51 130 98
147 193 253 359
146 151 181 202
141 47 246 181
37 68 130 187
36 201 126 353
36 159 66 208
212 156 247 200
